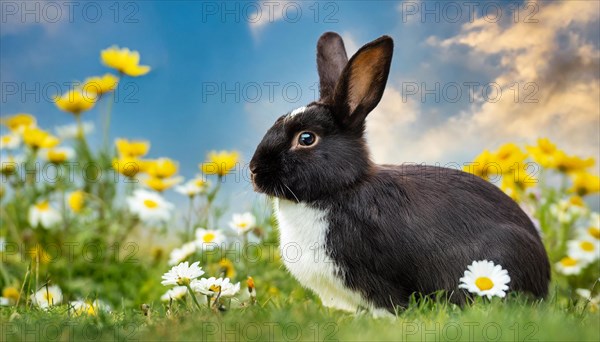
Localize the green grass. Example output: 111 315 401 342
2 242 599 342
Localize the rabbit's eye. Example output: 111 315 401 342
298 132 316 146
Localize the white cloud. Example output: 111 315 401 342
366 0 600 167
248 0 293 39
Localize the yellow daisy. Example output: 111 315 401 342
68 190 85 213
200 150 240 177
54 88 97 115
144 176 183 192
83 73 119 95
115 138 150 158
0 113 36 132
44 147 75 164
570 172 600 196
553 151 594 174
101 46 151 77
463 149 499 181
22 127 60 150
146 158 178 179
492 143 527 174
526 138 559 168
113 157 148 178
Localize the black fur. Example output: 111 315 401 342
250 32 550 312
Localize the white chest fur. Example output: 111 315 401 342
274 199 366 312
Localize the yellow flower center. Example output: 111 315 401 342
43 292 54 303
560 256 577 267
475 277 494 291
143 199 158 208
209 285 221 293
238 222 248 228
176 277 190 286
203 233 215 243
36 201 50 211
580 241 595 252
588 227 600 240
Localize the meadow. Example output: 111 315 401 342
1 46 599 341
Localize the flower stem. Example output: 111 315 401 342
185 284 202 311
103 90 116 152
187 197 194 240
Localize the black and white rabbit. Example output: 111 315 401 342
249 32 550 314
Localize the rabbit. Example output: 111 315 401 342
249 32 550 314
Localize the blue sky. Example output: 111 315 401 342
2 0 599 208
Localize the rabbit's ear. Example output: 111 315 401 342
317 32 348 102
332 35 393 130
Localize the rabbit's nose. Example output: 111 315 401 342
249 161 258 175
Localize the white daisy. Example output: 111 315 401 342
161 261 205 287
168 242 197 266
160 286 188 302
458 260 511 299
567 239 600 263
229 212 256 235
127 189 174 223
550 199 587 224
174 178 210 197
28 200 61 228
91 299 111 313
579 213 600 242
555 256 587 275
576 288 600 311
195 228 226 251
191 277 240 297
69 300 94 316
0 133 21 150
0 297 10 306
31 285 63 309
55 122 94 139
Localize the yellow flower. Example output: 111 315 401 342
553 151 594 173
115 138 150 158
1 113 36 132
569 195 586 208
1 155 22 175
113 157 148 178
83 73 119 95
45 147 75 164
23 127 60 149
493 143 527 174
68 190 85 213
2 287 20 303
101 46 151 77
570 172 600 196
144 176 183 192
200 151 240 177
54 88 97 115
526 138 559 168
146 158 178 179
28 245 52 264
219 259 236 279
464 149 498 180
